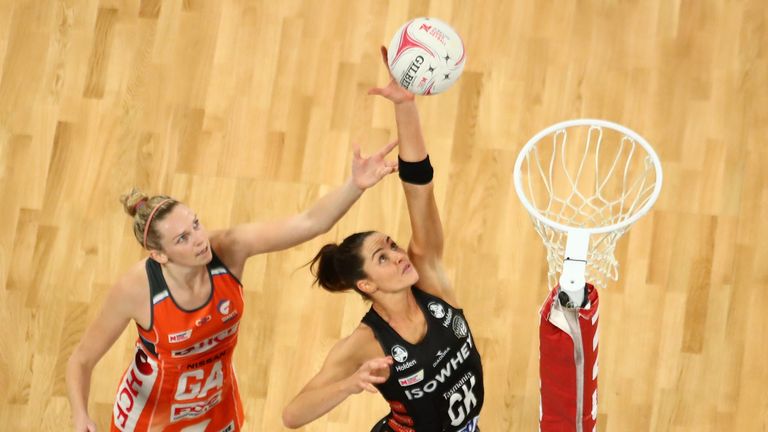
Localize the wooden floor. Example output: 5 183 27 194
1 0 766 430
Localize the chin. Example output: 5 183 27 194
180 254 211 267
406 273 420 287
200 251 213 264
409 269 419 285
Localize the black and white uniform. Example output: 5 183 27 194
363 287 484 432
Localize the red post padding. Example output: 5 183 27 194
539 284 599 432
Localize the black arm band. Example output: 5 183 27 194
398 155 434 185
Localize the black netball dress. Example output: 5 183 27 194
362 287 484 432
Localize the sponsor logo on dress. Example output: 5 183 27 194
404 334 475 401
433 347 451 367
169 329 193 343
395 359 417 372
398 369 425 387
195 315 211 327
452 315 468 338
113 346 158 431
172 360 226 422
428 301 446 319
186 350 227 370
442 308 454 328
172 322 239 357
170 390 222 422
391 345 409 363
446 373 479 428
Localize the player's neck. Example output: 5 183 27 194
373 288 421 326
162 262 208 292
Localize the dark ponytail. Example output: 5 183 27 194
309 231 375 299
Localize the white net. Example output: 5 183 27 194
514 120 662 288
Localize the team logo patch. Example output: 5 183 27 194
218 299 238 322
218 299 231 315
391 345 409 363
221 310 239 323
168 329 192 343
452 315 468 338
428 301 446 319
398 369 424 387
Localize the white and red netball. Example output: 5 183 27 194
387 17 466 95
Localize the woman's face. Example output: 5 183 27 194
358 232 419 294
153 204 212 266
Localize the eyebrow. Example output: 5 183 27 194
173 215 198 241
370 236 391 259
173 230 187 241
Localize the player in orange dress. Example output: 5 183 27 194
65 142 397 432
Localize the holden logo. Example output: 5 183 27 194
428 302 446 319
452 315 468 338
391 345 409 363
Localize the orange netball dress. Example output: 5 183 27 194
111 250 245 431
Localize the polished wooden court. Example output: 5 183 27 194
0 0 766 430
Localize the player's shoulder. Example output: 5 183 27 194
208 229 246 271
318 323 383 372
347 322 377 344
336 322 385 363
208 228 232 249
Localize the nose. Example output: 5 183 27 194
393 249 406 263
192 230 205 247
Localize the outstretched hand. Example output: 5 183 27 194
368 46 415 104
351 140 399 190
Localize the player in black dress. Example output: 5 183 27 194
282 47 484 432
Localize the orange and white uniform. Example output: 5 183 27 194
111 250 244 431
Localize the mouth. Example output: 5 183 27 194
402 263 412 275
196 245 209 257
